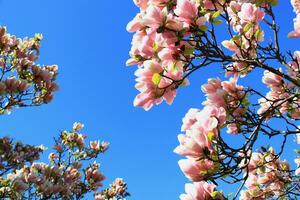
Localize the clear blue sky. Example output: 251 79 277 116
0 1 298 199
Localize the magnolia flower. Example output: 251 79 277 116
142 5 166 28
178 158 215 182
90 140 101 151
174 0 199 25
73 122 84 131
48 153 58 161
238 3 265 23
180 181 222 200
181 108 200 131
134 60 182 110
262 70 283 88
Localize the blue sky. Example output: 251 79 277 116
0 1 299 199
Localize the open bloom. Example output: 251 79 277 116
134 60 183 110
174 0 198 24
142 5 166 28
180 181 221 200
238 3 265 23
178 158 215 181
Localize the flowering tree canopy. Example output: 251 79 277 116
0 27 58 114
127 0 300 199
0 25 129 199
0 123 129 200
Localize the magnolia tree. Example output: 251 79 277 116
127 0 300 199
0 28 129 199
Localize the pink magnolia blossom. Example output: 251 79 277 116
174 126 213 158
259 65 300 119
178 158 215 181
200 0 225 11
174 0 198 24
241 148 291 199
180 181 219 200
155 31 178 47
90 140 101 151
202 77 245 113
73 122 84 131
127 14 143 32
134 60 183 110
288 51 300 77
292 0 300 14
194 106 226 131
181 108 200 131
222 40 239 52
238 3 265 23
262 70 283 88
201 78 222 94
227 123 239 134
175 105 227 160
221 76 244 98
127 29 157 65
143 5 166 28
174 131 205 158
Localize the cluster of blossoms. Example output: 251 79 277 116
175 105 226 199
95 178 130 200
180 181 224 200
240 148 291 199
0 123 129 200
127 0 271 110
222 2 265 75
0 137 44 175
127 0 218 110
175 106 226 181
259 51 300 119
0 27 58 114
0 11 128 200
128 0 300 199
201 76 246 134
174 75 248 198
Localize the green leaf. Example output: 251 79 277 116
232 35 240 42
199 25 208 32
212 20 222 25
212 11 221 19
211 191 219 199
227 192 233 198
152 73 161 85
184 47 194 56
254 29 263 40
294 149 300 154
243 23 251 33
153 42 159 52
208 132 215 141
270 0 278 6
242 97 251 108
255 0 264 6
